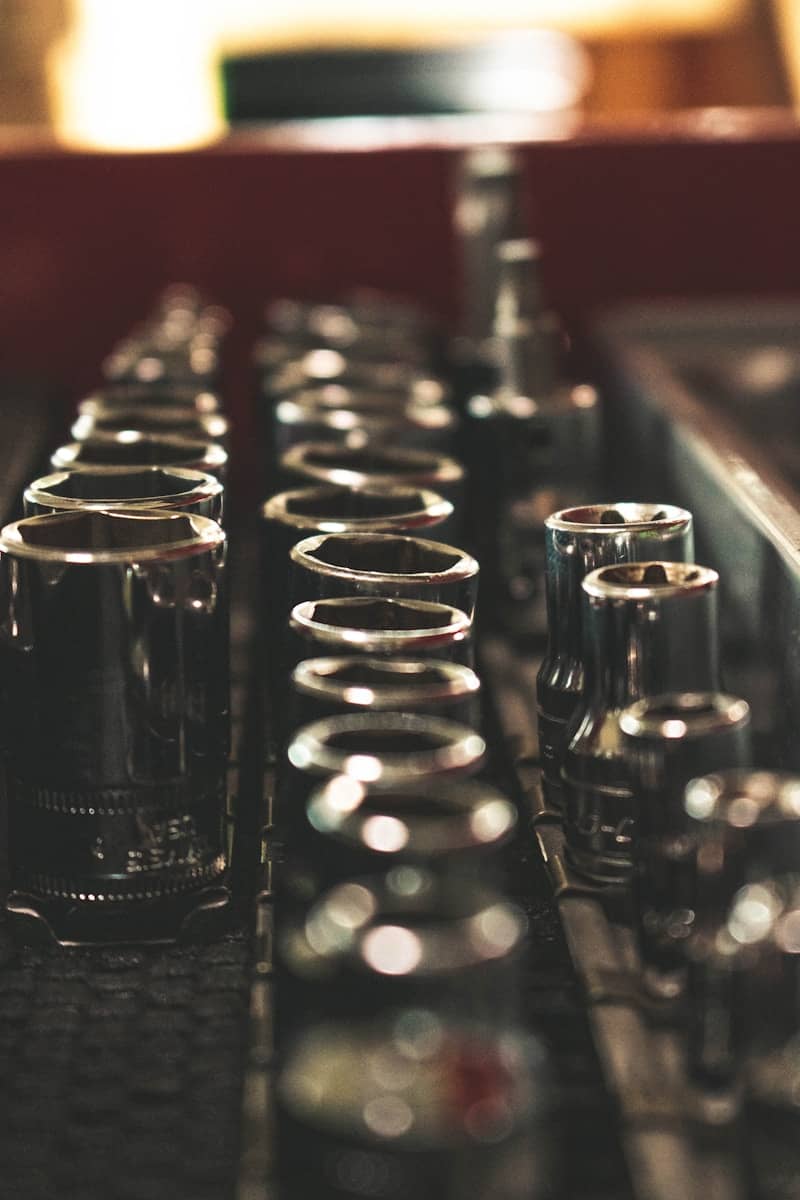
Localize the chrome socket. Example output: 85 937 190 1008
454 145 522 344
289 532 479 617
262 349 446 404
290 657 481 729
278 871 525 1029
71 405 229 445
51 432 228 481
279 440 465 511
538 503 694 809
620 692 751 996
296 776 515 898
465 383 602 639
683 770 800 1090
277 1014 552 1200
279 712 485 846
0 509 229 943
273 390 458 456
289 596 473 672
80 383 222 414
563 561 719 883
24 466 224 522
259 486 454 690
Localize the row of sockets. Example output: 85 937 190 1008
253 289 566 1200
0 285 236 946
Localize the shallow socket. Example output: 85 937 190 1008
0 509 222 559
26 467 220 508
584 561 717 597
281 441 463 490
263 485 451 529
295 533 467 577
295 596 464 633
82 384 221 414
547 502 691 532
293 656 480 703
307 776 514 856
288 713 486 782
51 435 226 474
72 408 228 442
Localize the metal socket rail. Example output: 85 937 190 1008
481 636 747 1200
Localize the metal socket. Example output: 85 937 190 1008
71 405 229 444
288 597 473 672
80 383 222 414
278 871 525 1029
563 561 720 883
273 391 458 456
682 770 800 1090
538 502 694 809
0 509 229 941
260 486 455 698
290 656 481 729
454 144 522 343
619 692 751 995
279 440 465 510
51 432 228 480
281 775 514 915
263 348 445 404
24 467 224 522
278 712 485 845
277 1015 552 1200
289 532 479 617
465 383 602 638
302 776 515 885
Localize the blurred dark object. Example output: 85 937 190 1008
223 31 590 123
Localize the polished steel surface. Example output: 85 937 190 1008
290 656 481 728
51 432 229 480
288 596 473 665
273 391 458 454
0 509 229 919
280 440 464 499
563 562 719 882
71 405 229 444
289 531 478 616
620 692 751 996
538 503 694 810
24 466 224 521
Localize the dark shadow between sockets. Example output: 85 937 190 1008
289 532 478 616
50 433 228 478
24 467 223 519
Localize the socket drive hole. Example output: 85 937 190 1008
311 536 462 575
309 599 455 631
286 490 427 521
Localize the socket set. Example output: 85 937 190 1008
0 146 799 1200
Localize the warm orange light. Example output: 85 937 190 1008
50 0 224 151
48 0 748 152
